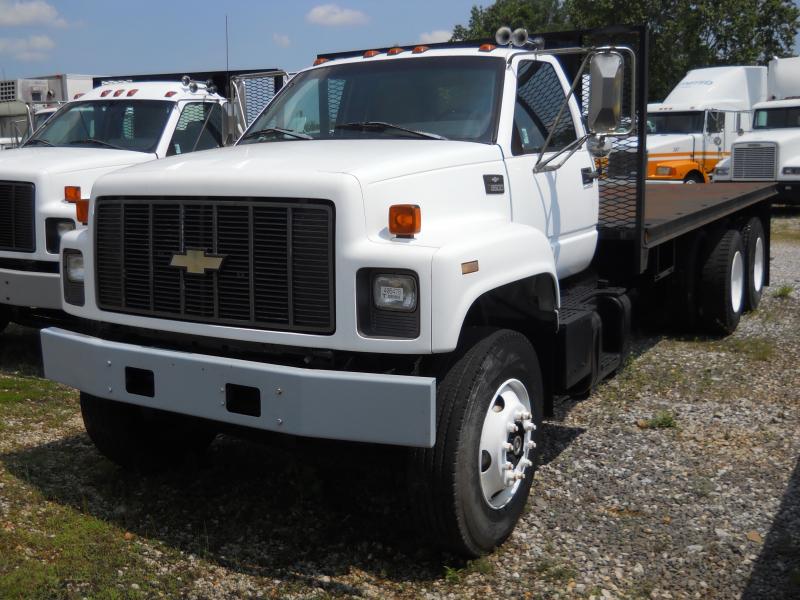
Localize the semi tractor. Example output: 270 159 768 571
713 57 800 204
0 69 286 333
646 65 767 183
41 26 775 556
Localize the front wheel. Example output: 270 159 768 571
409 329 544 557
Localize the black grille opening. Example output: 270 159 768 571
225 383 261 417
95 197 335 334
0 180 35 252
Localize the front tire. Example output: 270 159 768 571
409 329 544 557
80 393 217 473
741 217 766 311
699 228 745 335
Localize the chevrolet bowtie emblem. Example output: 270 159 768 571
170 248 224 274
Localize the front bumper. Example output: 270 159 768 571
41 327 437 448
0 268 61 309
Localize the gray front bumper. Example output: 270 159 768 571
0 268 62 309
42 328 437 447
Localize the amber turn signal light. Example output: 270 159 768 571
389 204 421 236
64 186 89 224
64 186 81 202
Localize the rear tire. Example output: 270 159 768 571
408 329 544 557
80 393 216 473
741 217 766 311
0 306 9 335
699 228 745 335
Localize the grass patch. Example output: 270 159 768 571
637 410 677 429
720 337 776 362
443 557 495 583
773 284 794 299
533 558 577 583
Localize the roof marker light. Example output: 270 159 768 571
100 90 112 97
313 57 330 66
479 43 497 52
113 89 125 97
363 50 381 58
126 89 138 97
412 45 430 54
165 91 177 97
387 47 405 55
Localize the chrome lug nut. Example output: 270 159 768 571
507 422 518 433
526 440 537 450
502 442 514 451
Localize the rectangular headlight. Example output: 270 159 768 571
373 274 417 312
782 166 800 175
65 251 85 283
655 166 674 176
45 218 76 254
715 167 729 176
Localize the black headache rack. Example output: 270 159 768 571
91 69 285 101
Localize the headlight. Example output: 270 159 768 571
65 251 85 283
373 273 417 312
655 166 675 176
715 166 729 176
782 166 800 175
45 218 76 254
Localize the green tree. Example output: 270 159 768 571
452 0 567 41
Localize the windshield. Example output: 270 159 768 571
33 111 55 130
646 111 704 134
240 56 504 144
753 107 800 129
26 100 173 152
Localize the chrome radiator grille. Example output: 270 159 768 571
0 180 35 252
95 197 335 334
732 144 777 180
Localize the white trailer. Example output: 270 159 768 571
646 66 767 183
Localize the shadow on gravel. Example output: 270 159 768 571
742 456 800 599
0 324 43 376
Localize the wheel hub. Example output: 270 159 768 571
478 378 537 509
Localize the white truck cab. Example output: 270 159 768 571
646 66 767 183
713 57 800 203
0 74 278 330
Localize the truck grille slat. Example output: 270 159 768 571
732 144 777 180
95 197 335 334
0 181 35 252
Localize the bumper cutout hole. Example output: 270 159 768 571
226 384 261 417
125 367 155 398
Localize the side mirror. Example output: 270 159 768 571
587 52 624 135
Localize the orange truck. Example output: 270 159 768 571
646 66 767 183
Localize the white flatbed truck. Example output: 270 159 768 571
0 69 285 332
41 26 775 556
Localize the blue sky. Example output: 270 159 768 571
0 1 479 79
1 1 799 80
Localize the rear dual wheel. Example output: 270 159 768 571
741 217 766 311
699 228 745 334
409 329 543 557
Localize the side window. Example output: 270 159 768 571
706 110 724 134
167 103 223 156
513 61 577 155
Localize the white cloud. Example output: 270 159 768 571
0 1 68 27
0 33 56 61
272 33 290 48
306 4 368 27
418 30 452 44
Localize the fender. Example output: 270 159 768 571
648 158 714 182
430 222 559 352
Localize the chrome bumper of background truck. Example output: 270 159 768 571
0 268 61 309
41 327 436 447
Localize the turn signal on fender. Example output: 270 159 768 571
65 186 89 224
389 204 421 237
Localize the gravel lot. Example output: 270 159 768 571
0 212 798 599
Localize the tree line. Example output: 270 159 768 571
451 0 800 100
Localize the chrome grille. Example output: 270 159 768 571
95 197 334 334
0 180 35 252
732 144 777 180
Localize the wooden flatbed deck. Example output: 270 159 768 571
643 182 777 247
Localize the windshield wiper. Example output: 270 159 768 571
68 138 128 151
335 121 447 140
240 127 313 141
24 138 53 147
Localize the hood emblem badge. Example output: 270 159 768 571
170 248 225 274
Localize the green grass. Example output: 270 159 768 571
0 375 77 432
773 284 794 299
720 337 776 362
532 558 577 583
639 410 677 429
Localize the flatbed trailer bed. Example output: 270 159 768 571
643 182 777 248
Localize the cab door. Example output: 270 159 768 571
702 110 725 172
502 57 599 280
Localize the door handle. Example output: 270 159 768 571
581 167 599 185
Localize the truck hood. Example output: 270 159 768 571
0 147 154 178
733 128 800 145
646 133 697 155
94 140 503 192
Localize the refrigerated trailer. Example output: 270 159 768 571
41 26 775 557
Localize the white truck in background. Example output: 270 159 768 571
0 69 286 333
646 66 767 183
713 57 800 203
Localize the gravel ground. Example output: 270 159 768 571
0 213 799 599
